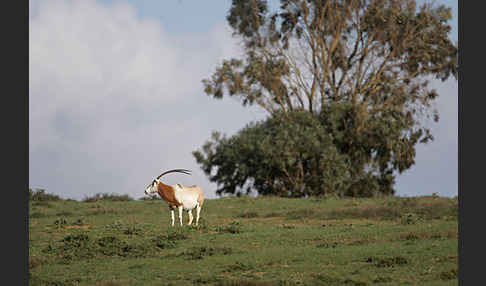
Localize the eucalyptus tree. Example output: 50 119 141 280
197 0 457 196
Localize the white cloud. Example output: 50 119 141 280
29 0 264 200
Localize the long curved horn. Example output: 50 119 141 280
146 179 157 188
156 169 191 180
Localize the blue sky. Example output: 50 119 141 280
29 0 458 200
103 0 457 39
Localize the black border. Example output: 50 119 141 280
4 0 28 284
458 1 483 285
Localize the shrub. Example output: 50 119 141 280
48 233 95 262
439 269 458 280
53 217 68 228
123 226 142 236
194 217 210 232
400 213 423 225
224 261 254 272
96 236 128 256
193 110 350 197
73 218 85 225
216 221 243 234
166 228 189 241
95 236 152 258
29 188 61 201
83 193 133 202
366 256 408 268
403 233 419 241
43 233 155 262
152 236 178 249
105 220 125 230
372 276 393 283
139 195 161 201
316 241 339 249
180 246 233 260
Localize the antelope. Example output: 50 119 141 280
144 169 204 226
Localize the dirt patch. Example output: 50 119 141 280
45 225 90 230
433 255 458 263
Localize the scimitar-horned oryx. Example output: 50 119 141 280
144 169 204 226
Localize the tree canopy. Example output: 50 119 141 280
196 0 457 197
193 110 350 197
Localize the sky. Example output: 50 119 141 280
29 0 458 200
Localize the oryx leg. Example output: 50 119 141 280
187 209 193 225
169 206 175 227
178 205 183 226
195 204 202 226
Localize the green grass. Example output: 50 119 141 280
29 195 458 285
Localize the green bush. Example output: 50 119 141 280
43 233 156 262
138 195 161 201
400 213 423 225
439 269 458 280
194 110 349 197
366 256 408 268
216 221 243 234
152 235 178 249
83 193 133 202
166 227 190 241
180 246 233 260
29 188 61 201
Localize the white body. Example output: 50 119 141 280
173 184 200 210
171 184 203 226
144 179 204 226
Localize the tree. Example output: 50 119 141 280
193 110 349 197
198 0 457 196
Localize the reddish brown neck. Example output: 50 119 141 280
157 181 182 206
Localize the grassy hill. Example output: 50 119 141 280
29 194 458 285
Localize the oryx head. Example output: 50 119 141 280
144 179 159 195
144 169 191 196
